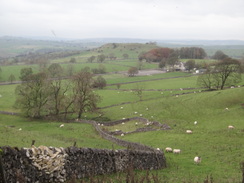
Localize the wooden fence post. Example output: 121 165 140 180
31 140 35 146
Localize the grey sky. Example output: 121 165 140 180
1 0 244 40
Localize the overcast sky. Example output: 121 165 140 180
1 0 244 40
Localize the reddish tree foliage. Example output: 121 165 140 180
140 48 174 62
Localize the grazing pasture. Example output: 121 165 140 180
0 114 121 149
0 52 244 182
100 87 244 182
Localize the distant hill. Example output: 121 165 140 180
1 36 243 59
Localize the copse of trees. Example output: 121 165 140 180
212 50 229 60
139 48 174 62
139 47 207 63
179 47 207 59
16 66 101 119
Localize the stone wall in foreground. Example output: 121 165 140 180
0 146 166 183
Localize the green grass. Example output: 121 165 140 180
106 75 198 90
0 84 17 111
0 69 244 182
100 87 244 182
0 65 39 82
104 72 191 85
0 114 121 149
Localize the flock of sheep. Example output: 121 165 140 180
58 110 236 165
155 120 236 165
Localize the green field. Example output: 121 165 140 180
1 71 243 182
0 41 244 182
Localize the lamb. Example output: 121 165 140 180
228 125 234 129
194 156 201 164
173 149 181 154
59 124 64 128
165 147 173 153
186 130 192 134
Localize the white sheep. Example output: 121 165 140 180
122 118 126 120
146 108 149 110
134 112 138 114
135 122 138 126
165 147 173 153
194 156 201 164
156 148 160 151
120 107 123 109
228 125 234 129
122 122 125 125
173 149 181 154
121 133 124 137
194 121 198 125
186 130 192 134
225 108 229 111
18 128 22 131
140 114 143 117
59 124 64 128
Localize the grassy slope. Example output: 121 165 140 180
100 87 244 182
1 57 244 182
0 114 121 149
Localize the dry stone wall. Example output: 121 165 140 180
0 146 166 183
0 118 167 182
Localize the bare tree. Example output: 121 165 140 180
8 74 16 83
128 67 138 77
184 60 196 71
134 84 144 101
15 72 50 118
87 56 96 63
197 58 241 90
214 58 241 89
97 54 106 63
48 63 63 78
71 71 101 118
19 67 33 81
93 76 107 89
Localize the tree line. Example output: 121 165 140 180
15 64 106 119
